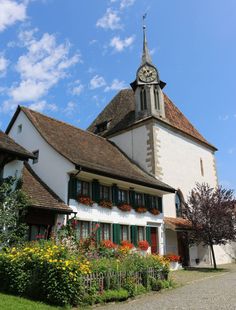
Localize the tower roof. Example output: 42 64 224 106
141 24 152 65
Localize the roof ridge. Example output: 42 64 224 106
21 106 111 143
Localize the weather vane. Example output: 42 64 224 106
142 12 147 29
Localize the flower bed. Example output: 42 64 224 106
0 240 170 307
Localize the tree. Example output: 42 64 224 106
183 183 236 269
0 177 30 247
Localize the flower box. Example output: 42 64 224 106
117 203 132 212
135 207 147 213
77 195 93 206
149 208 160 215
99 200 113 209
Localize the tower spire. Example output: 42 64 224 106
142 14 152 65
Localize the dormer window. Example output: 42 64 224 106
140 87 147 110
95 120 110 134
17 124 22 134
32 150 39 164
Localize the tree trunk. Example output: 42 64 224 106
209 242 217 269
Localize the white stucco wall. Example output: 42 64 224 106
154 123 217 217
109 125 151 173
3 160 23 179
8 111 75 202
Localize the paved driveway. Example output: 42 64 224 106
97 269 236 310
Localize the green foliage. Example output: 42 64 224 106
100 289 129 302
0 177 29 246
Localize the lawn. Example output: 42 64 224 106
0 293 62 310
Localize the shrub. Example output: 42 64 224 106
101 289 129 302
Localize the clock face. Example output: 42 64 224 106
138 65 157 83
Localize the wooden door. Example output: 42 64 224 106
151 227 158 253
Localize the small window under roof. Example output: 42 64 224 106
95 120 111 134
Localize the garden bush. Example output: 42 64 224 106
0 240 170 307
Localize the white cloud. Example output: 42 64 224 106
104 79 126 92
0 0 27 32
96 8 122 30
110 35 135 52
90 75 106 89
218 115 229 121
64 101 77 116
28 100 58 113
0 55 9 76
70 79 84 96
6 30 80 107
120 0 135 10
227 148 235 155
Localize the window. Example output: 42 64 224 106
118 189 128 203
77 180 90 196
32 150 39 164
135 192 143 207
17 124 22 133
140 87 147 110
137 226 145 241
154 87 160 110
100 185 110 200
150 196 159 209
121 225 129 241
200 158 204 176
100 223 111 240
95 121 110 133
76 221 90 239
29 224 50 241
175 192 182 217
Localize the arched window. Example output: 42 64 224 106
175 190 184 217
154 87 160 110
140 87 147 110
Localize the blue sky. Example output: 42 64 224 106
0 0 235 191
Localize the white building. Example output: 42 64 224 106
2 26 235 265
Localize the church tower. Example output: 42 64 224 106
131 22 166 120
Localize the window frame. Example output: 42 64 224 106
100 223 111 241
135 192 143 207
32 150 39 164
100 184 110 201
137 226 145 242
76 220 90 239
120 225 129 241
118 188 128 204
77 180 90 197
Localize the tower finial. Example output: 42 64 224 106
142 13 152 65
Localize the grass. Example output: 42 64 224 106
0 293 63 310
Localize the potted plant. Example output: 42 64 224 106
164 253 181 270
149 208 160 215
77 195 93 206
99 199 113 209
138 240 149 255
117 203 132 212
135 206 147 213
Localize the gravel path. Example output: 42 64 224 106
97 270 236 310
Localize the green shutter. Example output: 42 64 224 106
131 225 138 247
158 197 163 213
92 179 100 202
144 194 150 209
93 222 101 245
68 175 77 200
112 184 119 205
113 223 121 245
129 190 135 207
146 226 151 245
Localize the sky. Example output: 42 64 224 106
0 0 235 191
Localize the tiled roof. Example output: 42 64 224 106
10 106 174 192
0 131 34 159
22 163 72 213
87 89 217 150
164 217 192 231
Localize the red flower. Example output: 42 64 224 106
138 240 149 251
164 253 181 262
120 240 134 249
117 204 132 212
78 195 93 206
101 240 116 249
135 207 147 213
